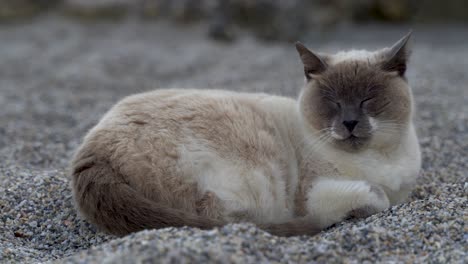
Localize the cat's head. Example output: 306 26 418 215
296 32 413 152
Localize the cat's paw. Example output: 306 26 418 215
348 184 390 219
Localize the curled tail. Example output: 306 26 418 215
71 156 322 237
71 156 224 236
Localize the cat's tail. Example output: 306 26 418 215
71 156 224 236
71 155 322 237
258 219 322 237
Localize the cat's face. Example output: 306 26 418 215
296 32 412 152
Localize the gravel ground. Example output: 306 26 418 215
0 16 466 263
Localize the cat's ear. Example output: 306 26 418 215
381 31 412 77
295 42 327 80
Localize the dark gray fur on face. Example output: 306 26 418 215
296 32 412 152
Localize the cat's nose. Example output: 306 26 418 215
343 120 359 132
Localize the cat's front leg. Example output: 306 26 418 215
306 178 390 229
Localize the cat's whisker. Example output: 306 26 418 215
378 125 403 130
378 122 404 127
309 135 330 151
377 125 404 132
311 135 332 153
301 130 333 160
377 119 405 126
376 122 405 131
296 128 331 151
378 129 399 133
303 135 326 151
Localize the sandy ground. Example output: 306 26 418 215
0 16 466 263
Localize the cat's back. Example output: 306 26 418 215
78 89 297 174
102 89 282 124
98 89 293 135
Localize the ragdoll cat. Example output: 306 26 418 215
71 32 421 236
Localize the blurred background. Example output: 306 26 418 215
0 0 467 159
0 0 467 41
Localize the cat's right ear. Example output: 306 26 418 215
381 31 412 77
295 42 327 80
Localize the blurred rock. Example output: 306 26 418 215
208 17 236 42
335 0 413 22
203 0 334 41
62 0 129 20
139 0 169 19
58 0 332 41
171 0 204 23
377 0 413 21
0 0 60 22
229 0 314 41
0 0 467 41
414 0 468 22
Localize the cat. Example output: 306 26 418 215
70 32 421 237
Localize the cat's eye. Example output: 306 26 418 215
360 97 374 108
323 97 340 109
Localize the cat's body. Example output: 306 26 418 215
71 33 421 236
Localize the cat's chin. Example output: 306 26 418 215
333 135 371 152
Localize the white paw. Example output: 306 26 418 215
349 184 390 218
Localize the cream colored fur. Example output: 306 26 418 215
73 87 419 232
71 34 421 236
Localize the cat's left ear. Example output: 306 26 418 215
381 31 412 77
295 42 327 81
